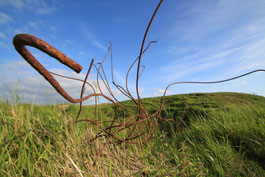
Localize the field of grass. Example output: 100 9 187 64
1 92 265 176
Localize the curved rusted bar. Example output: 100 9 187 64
13 34 82 73
13 34 107 103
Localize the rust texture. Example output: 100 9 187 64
13 34 82 73
12 0 265 150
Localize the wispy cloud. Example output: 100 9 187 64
36 3 56 15
159 0 265 85
0 60 127 104
79 24 108 52
28 21 39 29
92 40 108 52
153 88 171 97
13 20 52 38
0 32 6 39
0 60 87 104
0 41 9 49
14 26 29 34
159 47 240 82
0 0 57 14
0 12 11 23
8 0 24 9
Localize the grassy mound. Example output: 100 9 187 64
1 92 264 176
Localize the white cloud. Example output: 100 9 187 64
168 0 265 42
159 0 265 85
92 40 108 52
0 0 57 14
10 0 24 9
79 24 108 52
0 60 128 104
36 3 55 15
0 41 8 49
0 12 11 23
50 25 57 32
14 21 52 36
0 32 6 39
153 88 171 97
159 47 238 83
114 70 126 85
28 21 39 29
0 61 82 104
14 26 29 34
241 81 247 85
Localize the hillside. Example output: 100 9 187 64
1 92 265 176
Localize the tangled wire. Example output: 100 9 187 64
13 0 265 147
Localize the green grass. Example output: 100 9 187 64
1 92 265 176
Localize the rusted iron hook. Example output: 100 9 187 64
12 34 104 103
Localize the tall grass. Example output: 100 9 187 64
0 102 140 176
1 92 265 176
178 105 265 176
0 101 206 176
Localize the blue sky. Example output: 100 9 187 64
1 0 265 104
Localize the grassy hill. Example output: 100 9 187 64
1 92 265 176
